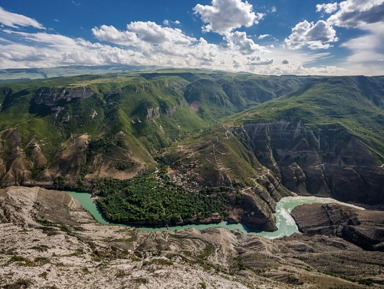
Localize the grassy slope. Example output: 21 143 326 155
0 70 307 159
238 76 384 160
163 75 384 208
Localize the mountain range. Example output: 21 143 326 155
0 69 383 231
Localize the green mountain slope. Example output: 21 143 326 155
0 70 383 229
165 76 384 210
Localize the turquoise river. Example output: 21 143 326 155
66 192 364 239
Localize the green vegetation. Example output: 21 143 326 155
142 258 173 266
96 167 229 225
239 76 384 160
34 257 51 266
30 245 49 252
7 255 36 267
133 277 149 285
358 278 374 286
0 70 305 161
3 279 32 289
1 70 384 225
8 255 51 267
115 269 129 278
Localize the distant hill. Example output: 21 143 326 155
0 70 383 229
0 65 159 81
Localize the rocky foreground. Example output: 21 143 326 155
1 187 384 289
292 203 384 251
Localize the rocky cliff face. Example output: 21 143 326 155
33 87 96 108
236 120 384 206
0 130 33 187
292 203 384 251
164 129 291 231
0 131 149 190
164 115 384 230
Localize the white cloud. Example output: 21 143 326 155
93 22 194 47
338 23 384 75
225 31 267 54
92 25 139 46
0 6 44 29
0 6 376 75
1 23 340 76
285 20 338 50
328 0 384 28
0 30 144 68
320 0 384 75
163 19 181 26
232 59 240 69
128 21 193 45
193 0 264 35
279 0 384 74
316 3 338 14
247 56 273 66
258 34 270 40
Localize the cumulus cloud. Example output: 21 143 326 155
225 31 267 54
0 26 349 75
0 6 44 29
320 0 384 75
92 25 139 46
0 29 145 68
285 20 338 50
129 21 193 44
0 6 371 75
316 3 338 14
1 21 221 70
93 22 194 47
282 0 384 74
247 56 273 66
193 0 264 35
328 0 384 28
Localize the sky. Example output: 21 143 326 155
0 0 383 75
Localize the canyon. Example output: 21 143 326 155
0 70 384 288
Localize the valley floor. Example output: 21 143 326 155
1 186 384 289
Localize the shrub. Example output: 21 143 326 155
3 279 32 289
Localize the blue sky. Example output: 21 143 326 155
0 0 383 75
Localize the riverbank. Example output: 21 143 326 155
67 191 365 239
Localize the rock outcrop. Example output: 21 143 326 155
237 121 384 206
146 106 160 120
292 203 384 251
33 87 96 108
